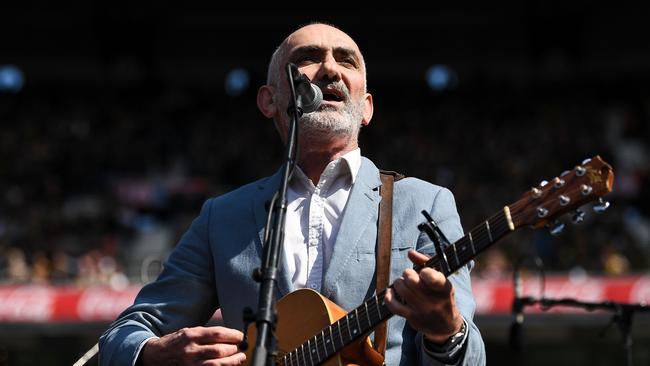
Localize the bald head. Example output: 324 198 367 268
266 23 367 90
257 22 374 149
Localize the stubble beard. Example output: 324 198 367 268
298 93 364 145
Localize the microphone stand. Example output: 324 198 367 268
246 64 305 366
513 287 650 366
509 257 545 353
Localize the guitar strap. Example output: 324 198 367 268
376 170 404 357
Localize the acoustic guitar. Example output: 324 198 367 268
245 156 614 366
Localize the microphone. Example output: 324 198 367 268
288 63 322 114
509 265 524 351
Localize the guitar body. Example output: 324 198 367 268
245 289 384 366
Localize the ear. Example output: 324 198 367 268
257 85 277 118
361 93 374 126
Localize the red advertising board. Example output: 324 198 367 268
1 275 649 322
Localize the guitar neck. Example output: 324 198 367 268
279 207 515 366
420 206 515 274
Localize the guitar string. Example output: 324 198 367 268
282 186 593 364
282 204 535 365
286 215 511 364
286 212 512 364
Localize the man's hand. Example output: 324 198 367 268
384 250 464 344
140 326 246 366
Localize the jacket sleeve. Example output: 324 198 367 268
416 187 486 366
98 199 220 366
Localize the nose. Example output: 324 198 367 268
314 54 341 83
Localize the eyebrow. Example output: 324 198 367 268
288 45 323 61
289 45 361 64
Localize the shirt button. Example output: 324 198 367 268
309 284 318 289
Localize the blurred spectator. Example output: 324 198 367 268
0 82 648 285
4 248 30 284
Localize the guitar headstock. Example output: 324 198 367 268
509 156 614 231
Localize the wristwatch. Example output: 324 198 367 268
424 319 468 354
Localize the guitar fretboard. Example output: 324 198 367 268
279 208 514 366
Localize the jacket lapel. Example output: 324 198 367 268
251 170 294 297
321 157 381 298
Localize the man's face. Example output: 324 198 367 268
274 24 373 142
297 72 364 142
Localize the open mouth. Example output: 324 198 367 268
321 89 344 102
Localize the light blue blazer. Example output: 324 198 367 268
99 157 486 365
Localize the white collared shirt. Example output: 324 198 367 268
283 148 361 292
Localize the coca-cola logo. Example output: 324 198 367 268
77 287 139 321
0 286 54 321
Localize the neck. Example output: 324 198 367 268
297 135 357 184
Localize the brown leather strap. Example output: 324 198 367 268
375 170 404 356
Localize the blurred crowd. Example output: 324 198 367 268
0 81 648 287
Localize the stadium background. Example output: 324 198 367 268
1 4 649 365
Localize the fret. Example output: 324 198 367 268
307 339 314 365
354 309 362 334
364 300 372 327
451 242 460 268
470 227 486 254
485 220 493 242
300 344 307 366
327 324 335 353
311 336 320 363
346 313 355 338
468 232 476 255
321 329 329 356
337 319 345 347
284 353 290 366
374 296 381 322
342 316 351 343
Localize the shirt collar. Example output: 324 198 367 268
292 148 362 190
341 148 361 184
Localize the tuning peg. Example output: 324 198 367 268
582 158 592 165
539 180 549 187
537 207 549 218
559 194 571 206
560 170 571 177
571 209 585 224
547 220 565 236
575 166 587 176
553 177 566 188
531 187 542 198
593 198 610 213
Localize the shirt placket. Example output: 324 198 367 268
305 166 336 291
305 186 323 291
